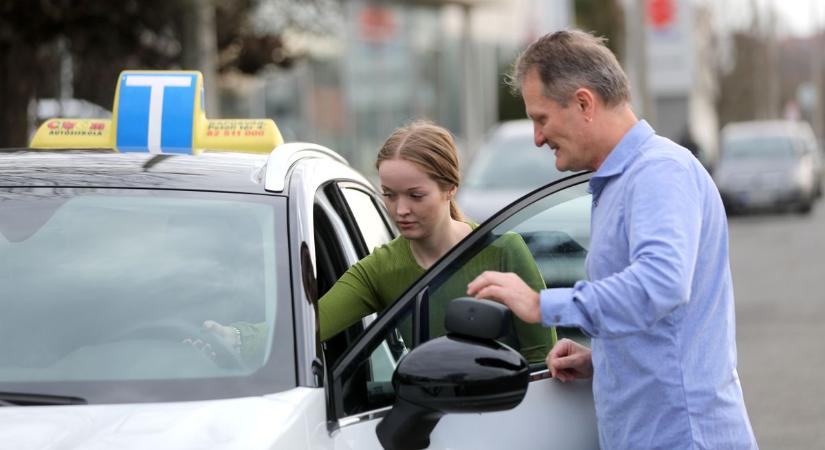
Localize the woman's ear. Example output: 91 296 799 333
446 185 458 200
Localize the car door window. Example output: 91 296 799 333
339 184 394 253
327 183 401 409
332 176 592 420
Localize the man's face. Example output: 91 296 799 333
522 69 593 172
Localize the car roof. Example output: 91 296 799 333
0 150 274 194
487 119 533 140
721 120 815 140
12 70 361 196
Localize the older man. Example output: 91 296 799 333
468 30 757 449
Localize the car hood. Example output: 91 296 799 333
715 159 799 177
0 388 321 449
458 188 531 223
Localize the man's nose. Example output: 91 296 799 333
533 126 546 147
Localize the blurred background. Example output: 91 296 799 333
2 0 824 447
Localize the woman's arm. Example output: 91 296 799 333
500 232 558 362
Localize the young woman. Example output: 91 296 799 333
201 121 556 363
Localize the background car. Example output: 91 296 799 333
713 120 823 214
458 119 574 223
458 119 588 310
0 70 598 449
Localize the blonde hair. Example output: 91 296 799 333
376 120 464 221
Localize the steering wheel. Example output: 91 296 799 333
107 318 246 370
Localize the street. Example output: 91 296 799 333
730 198 825 449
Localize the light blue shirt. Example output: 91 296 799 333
541 121 758 449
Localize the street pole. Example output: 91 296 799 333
460 3 481 159
812 0 824 140
623 0 655 125
181 0 220 117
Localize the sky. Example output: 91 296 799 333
771 0 824 36
732 0 825 37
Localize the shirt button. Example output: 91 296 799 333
593 200 599 207
554 315 561 322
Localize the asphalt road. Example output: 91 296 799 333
729 197 825 449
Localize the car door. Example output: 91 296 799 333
328 172 598 450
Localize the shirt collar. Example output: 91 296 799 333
588 120 654 194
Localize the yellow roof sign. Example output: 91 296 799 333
30 70 283 154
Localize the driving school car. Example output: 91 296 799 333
0 71 598 449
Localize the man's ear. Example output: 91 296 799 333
574 88 596 120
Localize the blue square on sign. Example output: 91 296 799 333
116 73 197 153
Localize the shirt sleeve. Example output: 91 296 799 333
540 159 702 338
318 253 385 341
500 232 557 360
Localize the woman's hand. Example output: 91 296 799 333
182 320 241 361
202 320 241 350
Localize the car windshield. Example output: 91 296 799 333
722 136 799 161
464 134 562 190
0 188 293 403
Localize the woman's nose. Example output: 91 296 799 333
396 198 411 215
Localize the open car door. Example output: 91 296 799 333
329 173 598 450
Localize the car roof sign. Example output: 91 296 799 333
30 70 283 154
115 72 198 153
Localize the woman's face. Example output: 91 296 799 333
378 158 454 241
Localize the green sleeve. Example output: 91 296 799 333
500 233 557 363
317 257 384 341
234 321 268 365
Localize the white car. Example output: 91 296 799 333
0 71 598 449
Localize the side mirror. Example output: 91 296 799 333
376 298 529 450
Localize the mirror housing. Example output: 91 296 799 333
376 298 529 450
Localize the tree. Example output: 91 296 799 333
574 0 624 59
0 0 339 147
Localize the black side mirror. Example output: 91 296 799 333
376 298 529 450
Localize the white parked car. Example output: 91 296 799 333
0 71 598 449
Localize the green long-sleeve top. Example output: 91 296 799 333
317 231 556 362
239 229 556 363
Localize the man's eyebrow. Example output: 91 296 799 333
526 111 543 121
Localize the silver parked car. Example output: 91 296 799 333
458 120 589 315
458 120 577 223
714 120 823 214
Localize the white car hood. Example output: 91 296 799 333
0 388 321 450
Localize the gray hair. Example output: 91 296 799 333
507 29 630 108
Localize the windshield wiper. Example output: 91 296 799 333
0 391 87 406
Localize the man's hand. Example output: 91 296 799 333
467 271 541 324
547 338 593 382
